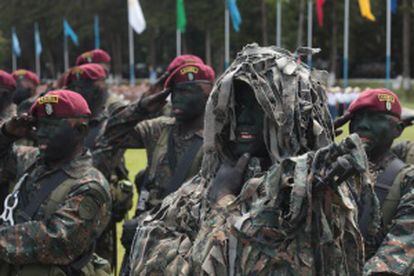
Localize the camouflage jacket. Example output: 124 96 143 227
363 153 414 275
0 126 111 270
392 140 414 165
97 101 203 210
129 44 371 275
130 135 373 276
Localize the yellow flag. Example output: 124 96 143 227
358 0 376 21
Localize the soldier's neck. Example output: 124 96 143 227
178 113 204 134
369 149 393 168
44 144 84 168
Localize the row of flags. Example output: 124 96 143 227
11 0 401 75
317 0 399 25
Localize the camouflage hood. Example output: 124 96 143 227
202 44 334 179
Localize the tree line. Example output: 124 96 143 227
0 0 412 85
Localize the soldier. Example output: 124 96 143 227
0 70 16 122
11 69 40 114
64 63 132 268
0 89 112 276
128 44 371 275
336 88 414 275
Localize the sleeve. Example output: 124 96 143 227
364 174 414 275
0 181 111 265
391 141 410 162
0 125 38 186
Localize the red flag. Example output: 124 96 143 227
316 0 325 27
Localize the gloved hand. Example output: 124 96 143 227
207 153 251 204
121 218 140 250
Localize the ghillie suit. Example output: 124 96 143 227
129 44 377 275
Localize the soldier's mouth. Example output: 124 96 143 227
238 132 256 142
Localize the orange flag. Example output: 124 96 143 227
358 0 376 21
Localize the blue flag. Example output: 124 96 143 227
34 23 42 56
12 28 21 57
226 0 242 32
391 0 398 14
63 19 79 46
94 15 100 49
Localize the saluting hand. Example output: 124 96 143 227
139 89 170 114
207 153 251 204
4 114 36 138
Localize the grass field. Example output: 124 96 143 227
117 98 414 273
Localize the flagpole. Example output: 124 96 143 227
34 23 41 78
11 28 16 71
276 0 282 47
307 0 313 66
63 21 69 71
176 29 181 56
343 0 349 88
128 24 136 86
386 0 391 87
95 15 100 49
225 3 230 69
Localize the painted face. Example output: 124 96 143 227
349 110 401 158
67 79 108 116
36 118 83 163
13 79 36 105
227 81 266 159
171 83 208 123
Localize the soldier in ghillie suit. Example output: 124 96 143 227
0 90 112 276
336 88 414 275
128 44 374 275
65 63 133 268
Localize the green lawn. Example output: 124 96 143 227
117 99 414 273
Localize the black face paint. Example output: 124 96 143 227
36 118 83 164
171 83 208 123
13 87 33 105
227 81 267 159
349 110 400 159
67 80 108 116
0 88 14 114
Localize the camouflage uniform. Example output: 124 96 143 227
98 100 203 212
0 104 17 214
362 153 414 275
0 125 112 276
392 141 414 165
129 44 373 275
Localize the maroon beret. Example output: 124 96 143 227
0 70 16 91
12 69 40 85
65 63 107 86
348 88 401 119
30 90 91 118
76 49 111 66
166 55 204 74
164 63 215 89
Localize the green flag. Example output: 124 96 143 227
176 0 186 32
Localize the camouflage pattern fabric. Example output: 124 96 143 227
363 153 414 275
97 101 203 211
0 126 111 273
392 141 414 165
129 44 375 275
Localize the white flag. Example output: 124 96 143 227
128 0 146 34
